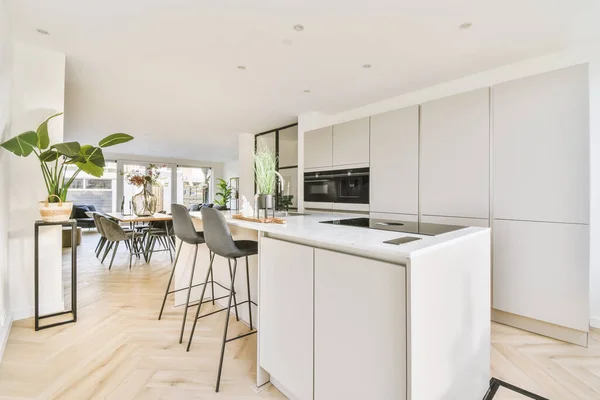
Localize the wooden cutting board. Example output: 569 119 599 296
231 214 286 224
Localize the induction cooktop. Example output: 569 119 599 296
319 217 465 236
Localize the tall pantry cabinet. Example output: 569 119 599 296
491 64 590 343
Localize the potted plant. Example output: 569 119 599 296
254 147 277 211
214 178 232 210
122 164 164 216
0 112 133 222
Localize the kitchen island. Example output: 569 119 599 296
173 211 491 400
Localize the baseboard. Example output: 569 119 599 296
12 300 66 321
492 308 588 347
590 317 600 329
0 315 13 362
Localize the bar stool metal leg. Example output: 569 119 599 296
186 252 215 352
179 244 199 344
245 256 253 330
227 259 240 321
216 258 238 393
158 240 183 320
210 253 215 305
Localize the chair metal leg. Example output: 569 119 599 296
179 244 199 344
96 237 106 258
95 237 102 252
210 251 215 305
101 241 114 263
129 239 134 269
216 258 238 393
227 259 240 321
108 241 120 270
158 241 182 320
245 256 253 330
187 252 215 352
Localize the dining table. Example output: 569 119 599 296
105 212 174 262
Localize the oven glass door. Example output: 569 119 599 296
304 178 336 202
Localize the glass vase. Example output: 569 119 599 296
132 185 157 216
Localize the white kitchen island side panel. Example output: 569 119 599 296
408 229 491 400
314 249 407 400
259 237 314 400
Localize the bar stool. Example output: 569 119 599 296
186 207 258 393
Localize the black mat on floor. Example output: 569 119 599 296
483 378 549 400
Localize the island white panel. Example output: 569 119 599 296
314 249 406 400
420 88 490 219
493 64 589 224
408 229 490 400
370 106 419 215
260 238 314 400
493 219 589 332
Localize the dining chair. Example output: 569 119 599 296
98 217 144 269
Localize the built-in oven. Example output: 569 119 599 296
304 170 337 203
304 167 369 204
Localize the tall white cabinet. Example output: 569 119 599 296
419 88 490 223
492 64 590 340
332 117 370 167
370 106 419 216
304 126 333 170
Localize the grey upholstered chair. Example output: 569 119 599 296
186 207 258 393
98 217 143 269
93 213 107 258
159 204 208 344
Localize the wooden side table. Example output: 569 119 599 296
34 219 78 331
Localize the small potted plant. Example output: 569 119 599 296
0 112 133 222
214 178 232 210
254 147 277 212
122 164 164 216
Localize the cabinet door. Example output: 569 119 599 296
314 249 406 400
370 106 419 215
259 238 314 400
493 219 589 332
420 214 489 228
304 126 332 170
420 88 490 219
279 125 298 168
493 64 589 224
332 117 370 166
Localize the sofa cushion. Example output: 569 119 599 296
73 205 90 219
87 205 97 212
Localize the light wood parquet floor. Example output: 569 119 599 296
0 231 598 399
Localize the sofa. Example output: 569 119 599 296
71 204 97 229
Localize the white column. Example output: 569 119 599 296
238 133 255 205
9 45 66 319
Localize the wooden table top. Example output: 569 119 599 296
105 213 172 223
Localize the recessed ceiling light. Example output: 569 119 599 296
362 64 372 69
237 66 246 70
36 28 49 35
459 22 472 30
304 90 311 93
293 24 304 32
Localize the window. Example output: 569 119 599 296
121 163 173 213
66 161 118 212
176 167 212 207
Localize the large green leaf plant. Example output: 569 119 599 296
1 112 134 202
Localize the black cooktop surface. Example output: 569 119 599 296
320 217 465 236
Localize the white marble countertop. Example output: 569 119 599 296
189 210 489 264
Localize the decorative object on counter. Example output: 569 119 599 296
253 147 277 218
232 214 286 224
123 164 164 216
240 195 254 218
0 112 133 222
214 178 232 210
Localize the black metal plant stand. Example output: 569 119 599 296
34 219 77 331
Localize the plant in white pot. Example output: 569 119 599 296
253 147 277 213
0 112 134 222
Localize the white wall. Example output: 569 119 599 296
298 40 600 327
238 133 255 206
0 0 12 359
223 160 239 182
9 44 66 320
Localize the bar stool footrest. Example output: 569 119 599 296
225 330 257 343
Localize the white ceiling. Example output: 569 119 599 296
7 0 600 162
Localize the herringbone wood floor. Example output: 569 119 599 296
0 232 598 399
